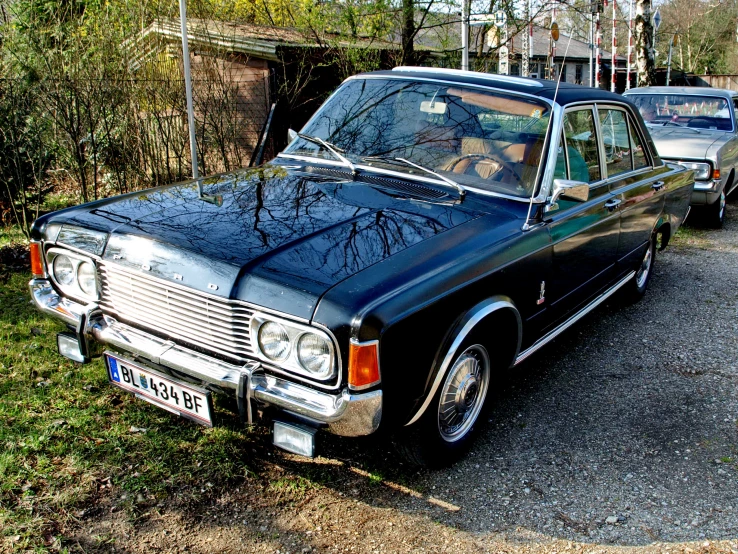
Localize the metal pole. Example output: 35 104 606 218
589 12 595 86
461 0 469 71
611 0 617 92
626 0 633 89
666 34 674 85
522 0 530 76
179 0 199 181
595 11 601 88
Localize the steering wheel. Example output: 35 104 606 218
445 152 520 182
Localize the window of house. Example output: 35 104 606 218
560 64 567 82
575 65 583 84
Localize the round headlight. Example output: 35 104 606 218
53 255 75 286
77 261 97 296
297 333 333 377
258 321 290 361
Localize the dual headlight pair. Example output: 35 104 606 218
46 248 99 303
252 315 336 381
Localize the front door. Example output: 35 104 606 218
544 106 621 328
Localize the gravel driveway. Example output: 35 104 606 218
77 203 738 554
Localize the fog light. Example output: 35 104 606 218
272 421 316 457
57 332 86 363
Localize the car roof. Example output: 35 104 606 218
357 67 631 107
624 86 738 99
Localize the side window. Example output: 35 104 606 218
562 108 600 183
554 131 567 179
628 115 649 170
598 109 632 178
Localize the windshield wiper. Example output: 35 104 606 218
647 120 701 133
297 133 358 176
363 156 466 201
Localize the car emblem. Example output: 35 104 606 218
208 283 219 291
142 264 151 271
139 373 149 389
173 273 183 281
537 281 546 305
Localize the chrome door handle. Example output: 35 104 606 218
604 198 622 211
652 181 665 191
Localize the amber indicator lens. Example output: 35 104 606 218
348 341 380 389
30 242 44 276
713 168 721 180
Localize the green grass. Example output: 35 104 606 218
0 227 27 248
0 246 260 551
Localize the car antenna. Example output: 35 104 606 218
522 29 575 231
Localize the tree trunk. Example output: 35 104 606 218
401 0 415 65
634 0 655 86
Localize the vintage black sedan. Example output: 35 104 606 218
29 68 694 466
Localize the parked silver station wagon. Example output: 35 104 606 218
624 86 738 227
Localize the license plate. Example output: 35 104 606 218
105 352 213 426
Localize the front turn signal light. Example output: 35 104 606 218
712 168 721 180
348 339 380 390
30 242 44 277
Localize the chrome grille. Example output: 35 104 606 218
98 264 254 361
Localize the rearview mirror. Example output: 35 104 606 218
547 179 589 211
288 128 298 143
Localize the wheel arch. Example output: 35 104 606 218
404 295 522 427
654 217 672 251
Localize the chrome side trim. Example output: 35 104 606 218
405 296 521 427
514 270 636 365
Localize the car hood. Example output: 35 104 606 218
44 163 500 319
646 126 728 160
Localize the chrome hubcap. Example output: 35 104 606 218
636 243 653 289
438 345 490 442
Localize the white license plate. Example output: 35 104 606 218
105 353 213 426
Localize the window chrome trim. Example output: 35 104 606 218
405 296 521 427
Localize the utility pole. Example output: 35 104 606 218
626 0 634 89
179 0 199 181
666 33 676 85
522 0 530 76
595 1 602 88
611 0 617 92
461 0 469 70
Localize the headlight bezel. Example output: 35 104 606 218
676 161 712 181
46 247 100 304
250 313 338 382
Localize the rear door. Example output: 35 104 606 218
544 105 622 327
600 105 665 271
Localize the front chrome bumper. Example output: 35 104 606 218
29 278 382 437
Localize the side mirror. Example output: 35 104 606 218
287 128 298 143
547 178 589 211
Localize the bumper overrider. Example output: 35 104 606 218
29 278 382 439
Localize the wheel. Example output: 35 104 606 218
394 339 492 468
622 236 655 303
704 189 726 228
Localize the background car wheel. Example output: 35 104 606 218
394 335 492 468
623 237 656 303
704 189 726 228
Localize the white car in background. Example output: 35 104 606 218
624 86 738 227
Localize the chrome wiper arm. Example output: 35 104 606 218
365 156 465 200
394 158 466 201
297 133 358 176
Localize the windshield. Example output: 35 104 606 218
282 78 552 199
629 94 735 131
